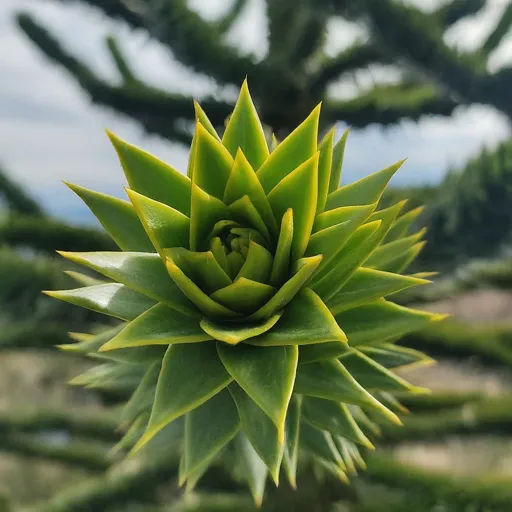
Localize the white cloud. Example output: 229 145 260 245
0 0 511 223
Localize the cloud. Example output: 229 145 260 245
0 0 510 223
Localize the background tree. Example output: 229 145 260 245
15 0 512 146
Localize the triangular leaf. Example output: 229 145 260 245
58 251 198 317
228 196 270 241
257 104 320 193
200 313 282 345
65 183 153 252
45 284 155 321
218 343 298 443
165 248 232 294
317 126 335 214
107 131 191 215
340 350 425 392
133 343 232 451
384 206 424 243
235 434 268 506
359 343 434 370
282 395 302 489
193 122 234 199
247 288 347 346
121 361 160 424
165 255 241 320
210 279 276 315
270 208 293 286
326 160 405 210
335 300 446 347
183 389 240 480
189 184 231 251
327 267 429 315
295 359 401 424
223 150 277 236
313 203 376 233
268 152 319 260
236 241 273 283
302 397 373 448
249 255 323 320
99 303 211 351
194 100 220 140
222 80 269 170
298 341 350 364
126 189 190 253
328 127 350 193
229 384 284 484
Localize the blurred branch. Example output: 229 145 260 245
434 0 486 28
323 83 460 127
16 13 233 144
364 453 512 509
481 2 512 56
0 408 119 443
380 396 512 443
397 390 484 413
105 35 141 86
0 217 114 253
310 43 389 94
0 432 110 471
216 0 249 35
0 163 45 217
402 321 512 370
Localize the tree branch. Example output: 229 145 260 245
434 0 486 28
323 83 460 127
481 2 512 56
216 0 249 35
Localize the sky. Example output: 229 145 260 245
0 0 511 224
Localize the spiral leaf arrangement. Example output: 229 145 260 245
47 81 444 505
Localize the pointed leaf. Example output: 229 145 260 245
317 127 335 214
99 303 211 351
300 423 347 479
126 189 190 253
313 203 376 233
236 241 273 283
183 389 240 479
193 100 220 140
58 251 197 316
328 128 350 193
65 182 153 252
190 184 231 251
302 397 373 448
45 284 155 321
365 229 426 270
268 152 319 260
210 278 276 315
336 300 445 347
282 395 302 489
247 289 347 347
326 160 405 210
340 350 424 392
107 131 191 215
257 104 320 193
235 434 268 507
228 195 270 241
165 248 232 294
311 221 382 300
121 361 160 424
384 241 426 274
327 267 429 315
223 150 277 235
229 384 284 484
133 343 232 451
269 208 293 286
299 342 350 364
384 206 424 243
222 80 269 170
219 343 298 443
193 122 234 199
249 255 322 320
201 313 282 345
59 325 123 355
359 343 434 370
165 256 240 320
295 359 401 424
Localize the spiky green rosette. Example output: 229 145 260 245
48 81 444 505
